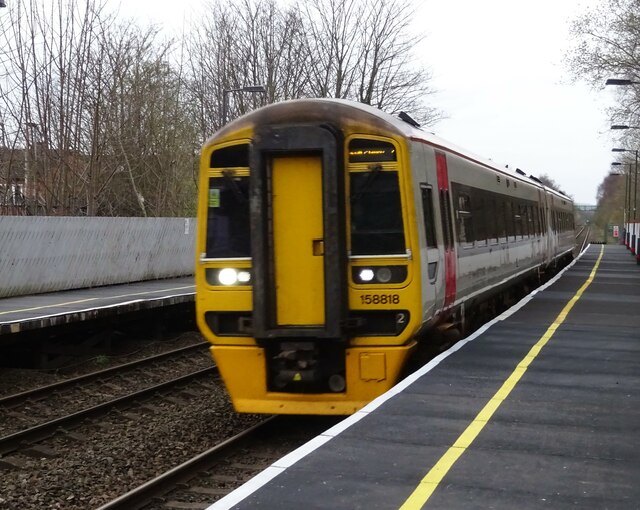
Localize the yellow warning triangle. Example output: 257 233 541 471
293 372 302 381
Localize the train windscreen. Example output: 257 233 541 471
205 173 250 258
350 170 405 256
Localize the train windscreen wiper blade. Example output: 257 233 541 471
221 169 248 203
351 164 383 203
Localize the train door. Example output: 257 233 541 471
250 124 348 343
419 182 439 317
272 156 325 325
435 151 456 309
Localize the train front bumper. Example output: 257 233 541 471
209 342 417 415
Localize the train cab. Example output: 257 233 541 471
196 100 424 414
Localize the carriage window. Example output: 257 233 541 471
496 199 507 242
487 198 498 244
522 205 530 238
505 201 515 241
456 192 473 246
420 184 437 249
514 204 523 239
205 174 250 258
350 170 405 255
472 194 486 245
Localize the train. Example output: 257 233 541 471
195 98 575 415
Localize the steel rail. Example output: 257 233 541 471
0 365 218 455
96 417 279 510
0 342 208 407
579 226 591 254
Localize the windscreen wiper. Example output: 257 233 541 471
221 169 247 203
351 164 383 203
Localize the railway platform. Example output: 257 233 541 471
0 277 195 336
210 244 640 510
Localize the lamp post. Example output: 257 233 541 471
610 161 625 226
222 85 266 126
609 163 625 245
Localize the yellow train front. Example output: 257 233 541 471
195 99 423 415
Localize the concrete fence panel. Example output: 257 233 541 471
0 217 196 298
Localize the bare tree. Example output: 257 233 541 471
1 0 441 216
302 0 361 98
185 4 241 138
95 24 198 216
537 173 571 197
566 0 640 125
186 0 440 129
185 0 310 139
0 1 197 217
593 171 627 231
300 0 441 124
0 0 113 215
237 0 310 103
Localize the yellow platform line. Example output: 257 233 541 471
0 285 195 317
399 245 605 509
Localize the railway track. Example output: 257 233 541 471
0 355 262 509
98 415 341 510
575 224 591 255
0 343 215 455
0 366 218 456
0 342 208 408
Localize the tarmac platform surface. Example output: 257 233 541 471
210 244 640 510
0 277 195 336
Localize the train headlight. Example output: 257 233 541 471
376 267 393 283
352 265 407 285
218 268 238 285
359 269 375 282
206 268 252 286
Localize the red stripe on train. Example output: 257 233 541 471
435 151 456 308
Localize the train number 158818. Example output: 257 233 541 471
360 294 400 305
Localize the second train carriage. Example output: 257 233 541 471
195 98 574 415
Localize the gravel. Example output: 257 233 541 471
0 377 263 510
0 332 205 398
0 329 268 510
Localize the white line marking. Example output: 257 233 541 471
0 292 195 325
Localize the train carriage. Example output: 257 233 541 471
195 98 574 415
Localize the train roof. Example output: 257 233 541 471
211 98 573 203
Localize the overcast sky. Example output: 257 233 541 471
118 0 615 204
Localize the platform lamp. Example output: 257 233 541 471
611 126 640 256
605 78 640 86
606 165 624 245
222 85 266 126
